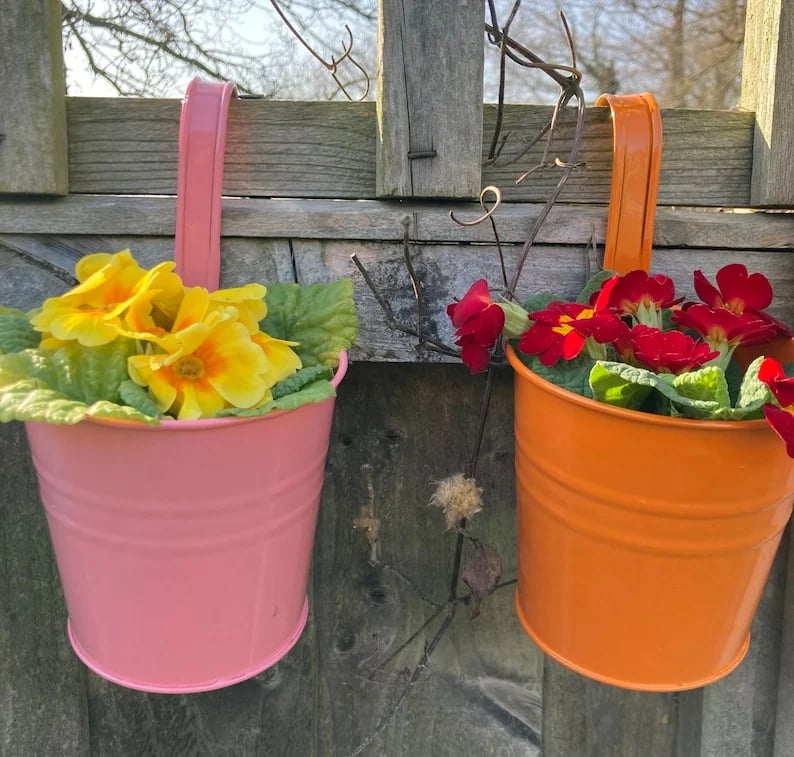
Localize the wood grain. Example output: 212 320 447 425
3 234 794 364
376 0 484 198
1 197 792 250
0 0 67 195
64 98 757 207
740 0 794 206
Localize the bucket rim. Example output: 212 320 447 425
505 343 771 434
69 350 348 432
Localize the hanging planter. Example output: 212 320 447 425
507 343 794 690
445 93 794 690
0 79 357 693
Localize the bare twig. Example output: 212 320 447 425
269 0 370 100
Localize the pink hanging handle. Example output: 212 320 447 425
174 78 238 290
595 92 663 274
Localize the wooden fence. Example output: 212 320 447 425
1 0 793 755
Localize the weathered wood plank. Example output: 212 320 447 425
773 526 794 757
698 534 788 757
376 0 484 198
314 361 542 755
740 0 794 206
2 234 793 363
1 197 792 250
0 423 89 756
0 0 68 194
541 660 679 757
64 98 756 207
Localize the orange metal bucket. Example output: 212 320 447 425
508 345 794 690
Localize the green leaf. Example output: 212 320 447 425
47 339 138 405
512 346 595 398
520 292 557 313
259 279 358 369
0 312 40 354
589 361 724 419
0 345 159 426
272 365 333 399
670 366 730 407
118 380 163 419
576 269 616 304
0 377 158 425
713 355 773 421
218 379 336 418
589 362 653 409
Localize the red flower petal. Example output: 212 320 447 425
693 270 723 308
763 404 794 459
561 331 586 360
716 263 773 312
448 279 493 328
759 357 785 385
457 333 492 374
455 302 505 346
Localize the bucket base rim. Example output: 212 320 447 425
66 597 310 693
514 591 750 692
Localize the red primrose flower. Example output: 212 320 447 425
446 279 505 374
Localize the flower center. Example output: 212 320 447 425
174 356 204 379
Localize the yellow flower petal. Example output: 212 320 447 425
209 283 267 332
252 331 302 386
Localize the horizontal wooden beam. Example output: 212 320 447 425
2 233 793 363
65 98 755 207
1 196 791 250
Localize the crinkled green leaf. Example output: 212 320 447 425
118 380 163 419
589 362 653 409
0 377 158 425
589 361 723 419
737 356 774 408
46 339 138 405
0 312 40 354
217 379 336 418
512 345 595 398
260 279 357 369
707 355 773 421
670 366 730 407
0 346 158 425
272 365 333 399
576 269 616 304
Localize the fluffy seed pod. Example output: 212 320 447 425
429 474 483 529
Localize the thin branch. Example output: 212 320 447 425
269 0 370 100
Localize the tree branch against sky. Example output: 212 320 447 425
60 0 377 98
61 0 745 109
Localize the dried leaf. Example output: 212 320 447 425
461 543 503 618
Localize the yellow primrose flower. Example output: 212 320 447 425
128 312 272 420
128 290 272 420
208 284 268 333
252 331 302 387
31 250 179 347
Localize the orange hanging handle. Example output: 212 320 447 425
596 92 663 275
174 78 238 290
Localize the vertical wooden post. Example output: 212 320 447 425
0 0 68 195
739 0 793 207
376 0 484 199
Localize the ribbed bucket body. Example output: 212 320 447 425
508 346 794 691
24 363 344 693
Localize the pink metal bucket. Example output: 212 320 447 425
24 80 348 692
